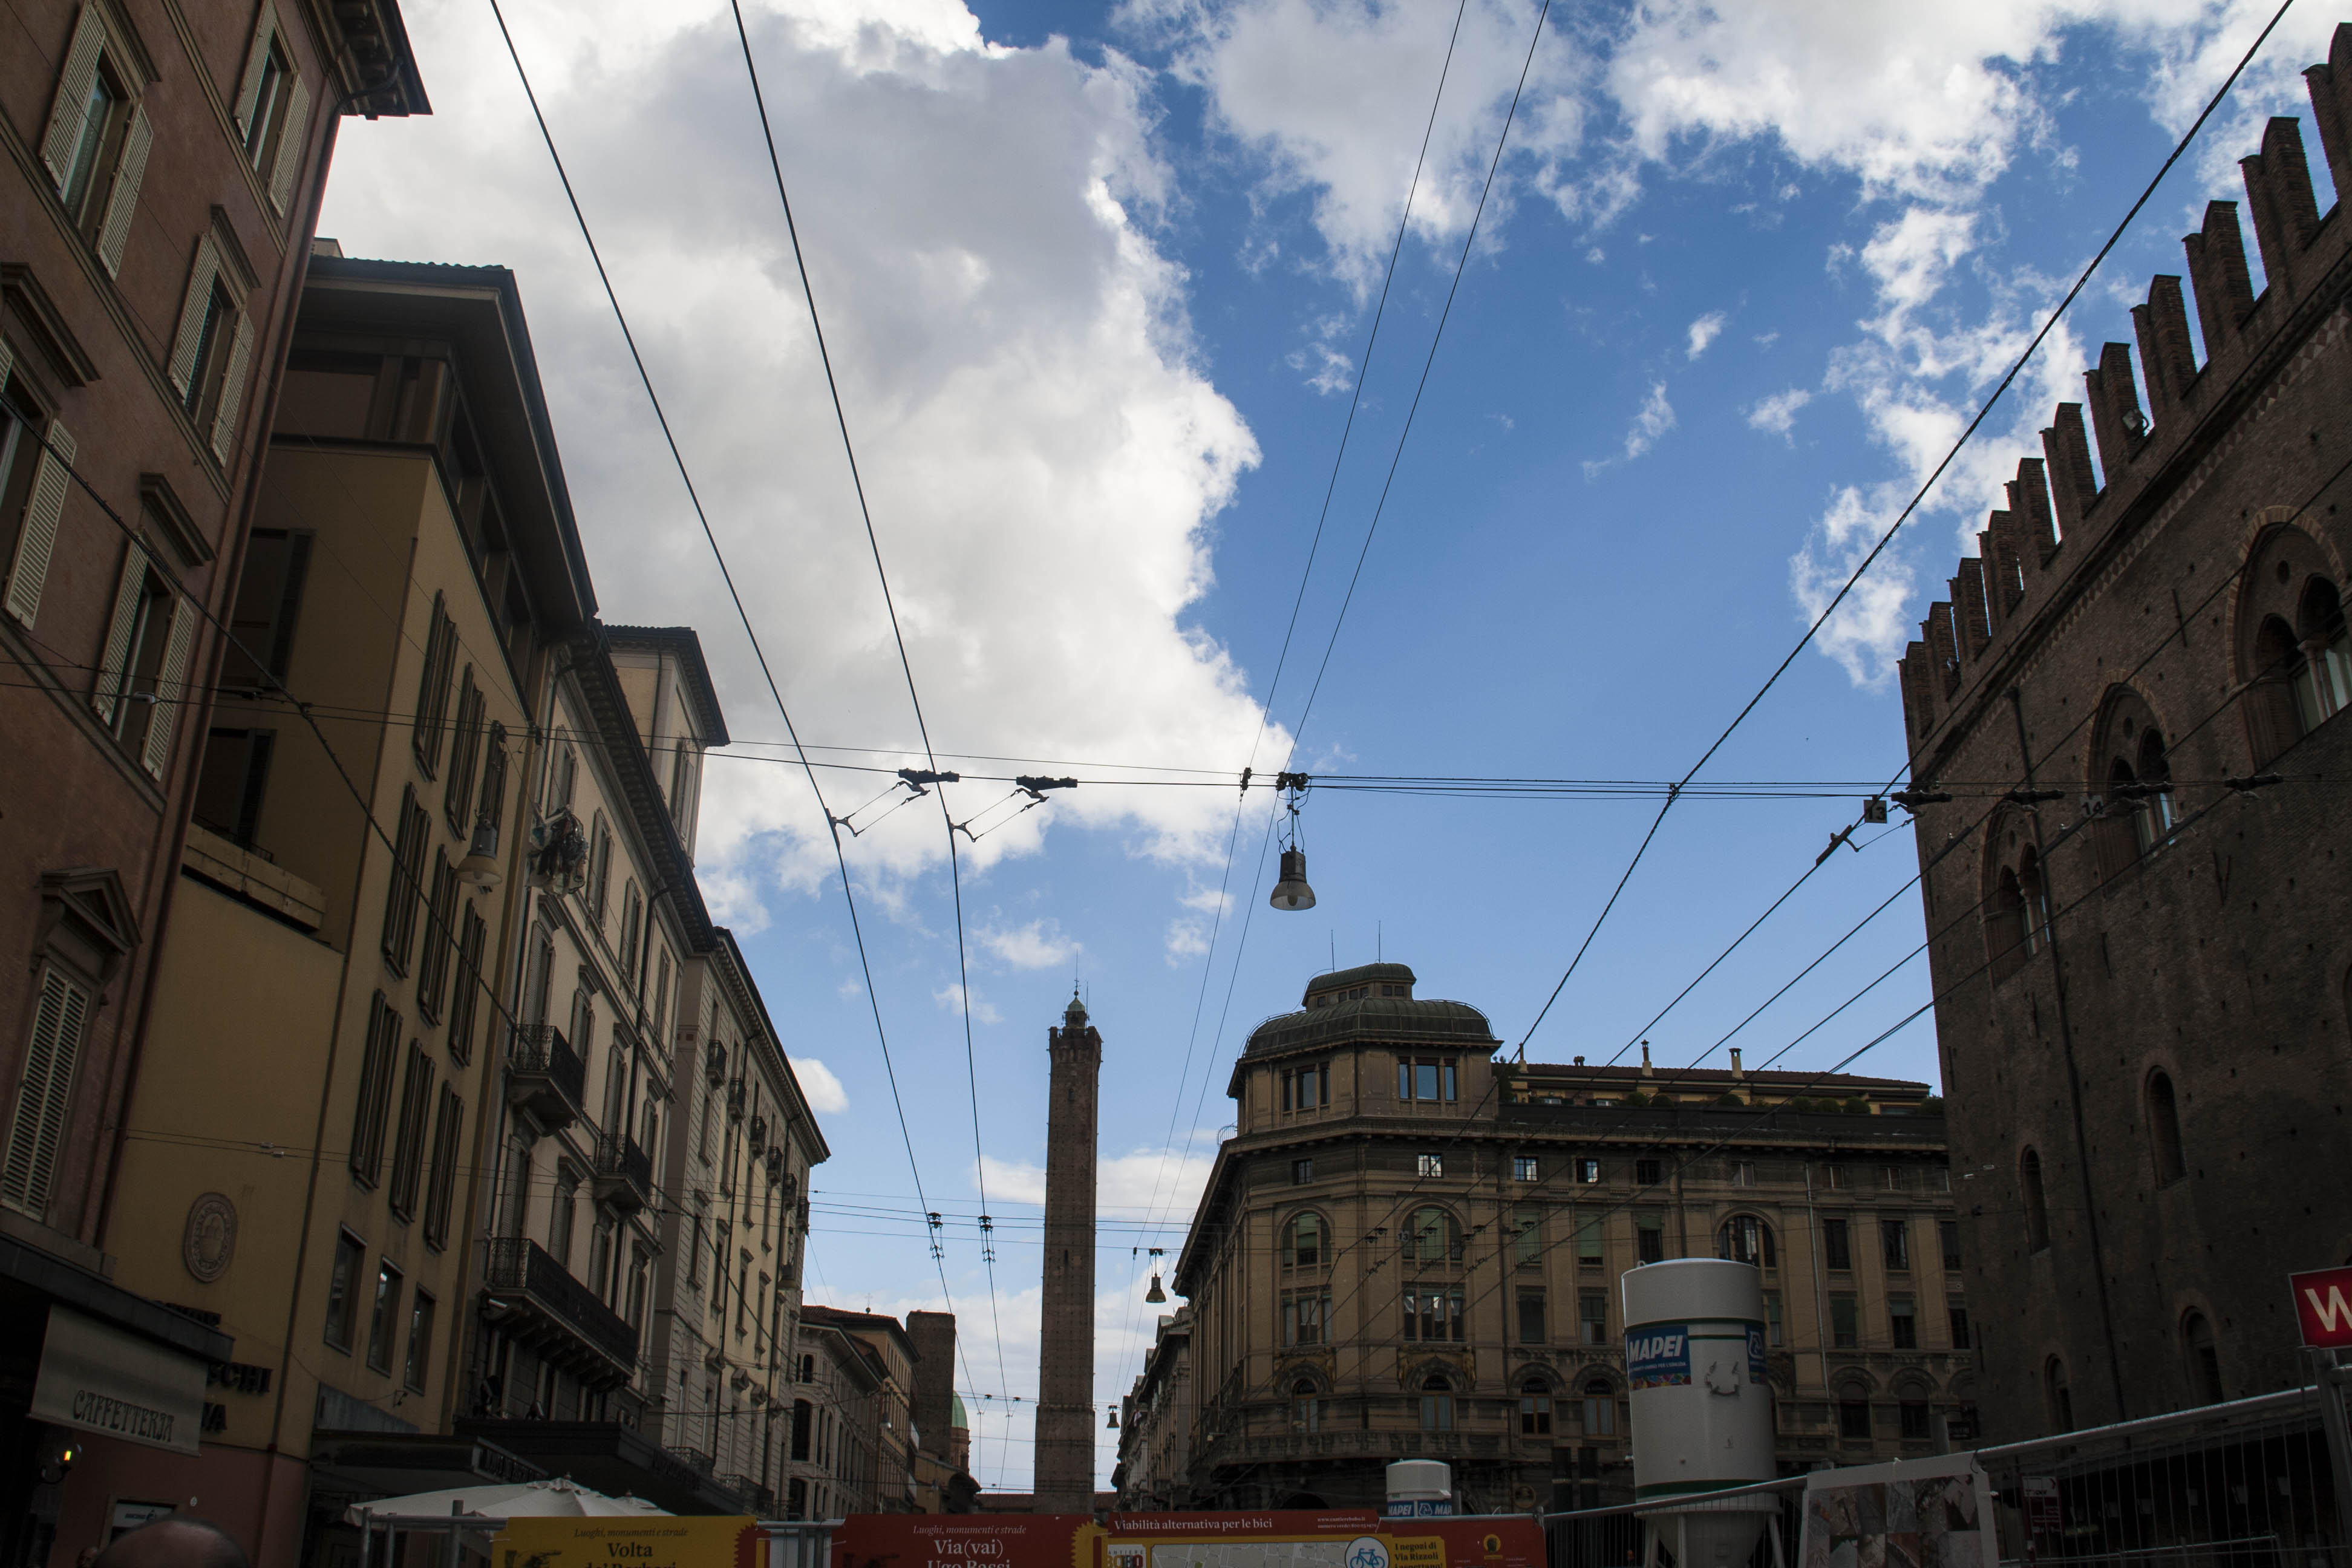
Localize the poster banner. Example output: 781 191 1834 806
494 1517 758 1568
834 1511 1545 1568
1627 1325 1692 1390
835 1512 1091 1568
1798 1455 1998 1568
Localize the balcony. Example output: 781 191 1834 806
748 1116 767 1154
507 1025 585 1131
726 1079 746 1123
705 1040 726 1086
479 1238 636 1383
593 1132 653 1215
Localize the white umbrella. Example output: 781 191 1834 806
344 1476 670 1523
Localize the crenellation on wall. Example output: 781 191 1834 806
2085 339 2145 485
1897 38 2352 761
2241 117 2323 286
2305 27 2352 199
2132 275 2198 419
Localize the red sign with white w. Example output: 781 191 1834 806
2291 1267 2352 1348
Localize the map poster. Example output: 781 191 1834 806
493 1517 758 1568
1797 1456 1998 1568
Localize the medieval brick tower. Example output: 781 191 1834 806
1034 991 1101 1512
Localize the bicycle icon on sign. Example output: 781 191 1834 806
1348 1539 1391 1568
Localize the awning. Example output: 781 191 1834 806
30 1304 207 1455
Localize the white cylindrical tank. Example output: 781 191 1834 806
1622 1259 1775 1567
1384 1459 1452 1515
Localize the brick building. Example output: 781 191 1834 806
1 1 420 1556
1142 962 1968 1514
1034 993 1101 1511
1892 23 2352 1442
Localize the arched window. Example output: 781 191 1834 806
2239 528 2351 764
2146 1071 2185 1186
1989 867 2029 972
2017 848 2050 954
1419 1374 1453 1431
1403 1206 1464 1264
1717 1215 1776 1269
2134 730 2175 849
2021 1147 2050 1252
1284 1212 1324 1269
2297 578 2352 728
2045 1356 2073 1431
1519 1377 1552 1436
1837 1382 1871 1442
1290 1377 1321 1432
1579 1378 1616 1437
2183 1312 2223 1405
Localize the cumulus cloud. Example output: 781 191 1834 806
1129 0 1588 286
789 1056 850 1114
1790 486 1920 686
1748 387 1814 439
321 0 1282 927
1685 310 1727 359
977 919 1081 971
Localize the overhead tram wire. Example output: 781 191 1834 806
1256 456 2351 1396
1128 0 1478 1350
723 0 1010 1406
1140 0 1579 1287
482 0 974 1353
1512 0 2299 1065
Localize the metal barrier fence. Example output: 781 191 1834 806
1544 1372 2352 1568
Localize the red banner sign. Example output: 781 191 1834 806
833 1511 1546 1568
2292 1267 2352 1349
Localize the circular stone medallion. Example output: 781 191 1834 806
183 1192 238 1283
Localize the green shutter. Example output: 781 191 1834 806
0 967 92 1217
142 593 195 778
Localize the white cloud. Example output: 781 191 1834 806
977 918 1080 971
934 985 1004 1025
1586 381 1678 476
321 0 1285 927
976 1153 1047 1205
789 1056 849 1114
1130 0 1589 287
1685 310 1727 359
1789 485 1919 685
1747 387 1814 440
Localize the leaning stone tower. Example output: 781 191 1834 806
1033 991 1100 1512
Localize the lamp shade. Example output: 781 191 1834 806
1145 1272 1167 1303
1269 846 1316 910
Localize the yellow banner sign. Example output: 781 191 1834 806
492 1517 757 1568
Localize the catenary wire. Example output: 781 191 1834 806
482 0 976 1371
1509 0 2301 1063
720 0 1012 1414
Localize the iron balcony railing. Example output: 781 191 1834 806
726 1078 748 1122
592 1131 653 1213
506 1025 586 1129
479 1236 637 1372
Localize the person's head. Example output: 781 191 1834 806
91 1518 250 1568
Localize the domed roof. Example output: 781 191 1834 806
952 1393 969 1428
1243 962 1497 1059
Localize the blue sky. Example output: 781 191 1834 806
319 0 2344 1488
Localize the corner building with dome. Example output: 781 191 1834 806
1114 963 1968 1514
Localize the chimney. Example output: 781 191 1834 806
1640 1042 1653 1076
1730 1048 1745 1079
1573 1055 1585 1066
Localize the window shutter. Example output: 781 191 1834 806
168 238 220 395
0 967 92 1218
40 6 107 192
91 546 146 723
209 315 255 462
96 102 151 277
234 10 278 135
267 75 309 214
0 338 15 394
142 593 194 778
5 420 78 627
